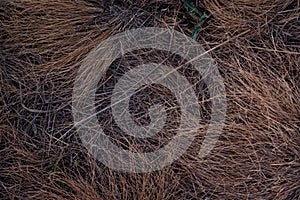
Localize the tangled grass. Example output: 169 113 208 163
0 0 299 199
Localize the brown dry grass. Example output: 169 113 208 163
0 0 299 199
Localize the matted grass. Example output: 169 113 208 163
0 0 299 199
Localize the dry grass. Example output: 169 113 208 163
0 0 299 199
